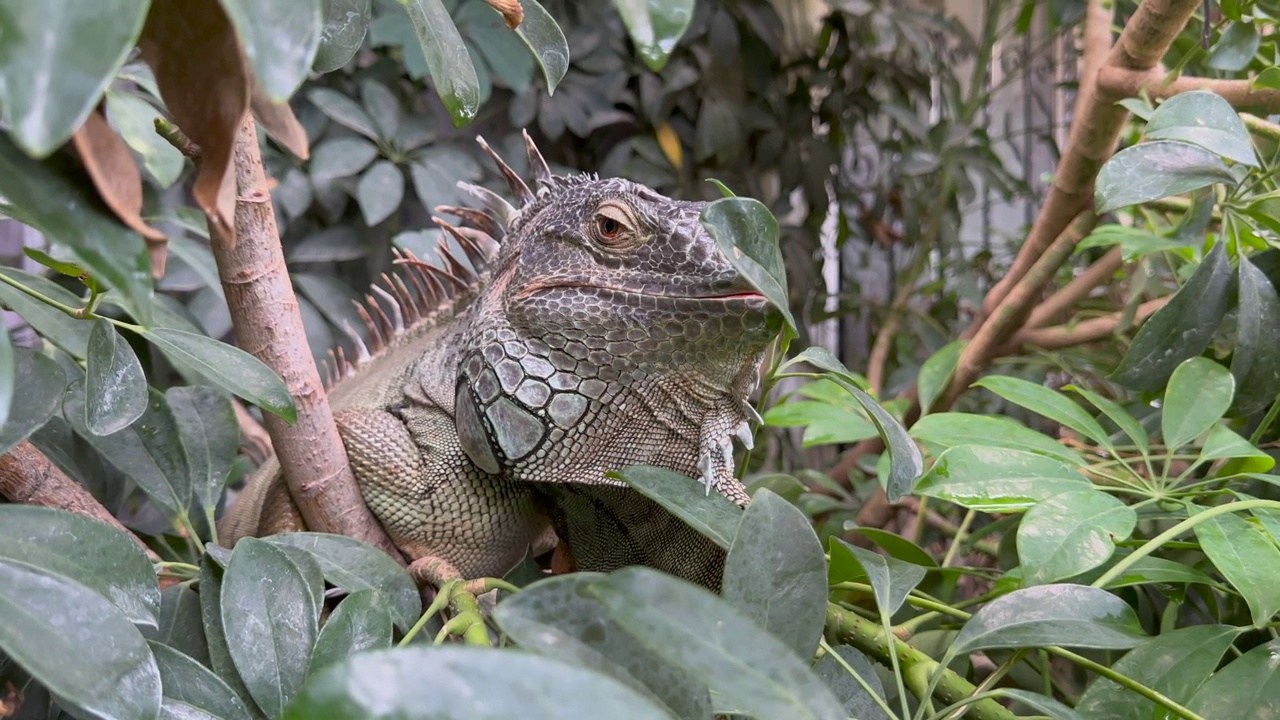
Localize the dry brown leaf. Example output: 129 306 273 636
70 109 167 246
138 0 249 246
483 0 523 28
250 84 310 160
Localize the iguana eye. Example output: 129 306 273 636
593 201 636 247
597 216 622 239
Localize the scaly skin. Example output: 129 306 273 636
218 133 780 589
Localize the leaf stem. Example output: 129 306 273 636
0 271 145 333
817 636 899 719
1045 647 1207 720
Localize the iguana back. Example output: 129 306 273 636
219 133 780 588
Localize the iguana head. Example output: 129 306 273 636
447 133 781 507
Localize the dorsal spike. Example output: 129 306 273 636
341 322 371 365
384 272 419 324
476 135 533 205
364 293 396 342
434 216 496 269
395 249 446 305
392 248 435 312
434 237 475 284
522 129 552 188
352 301 385 351
435 204 504 240
371 284 405 335
457 181 517 225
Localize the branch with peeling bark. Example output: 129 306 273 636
1004 297 1168 353
1097 66 1280 113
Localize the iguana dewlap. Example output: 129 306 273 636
219 132 781 589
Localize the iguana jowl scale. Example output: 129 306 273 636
219 132 781 588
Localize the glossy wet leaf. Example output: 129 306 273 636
829 538 926 616
951 584 1146 653
1017 490 1137 586
1162 357 1234 449
1111 241 1232 391
167 386 239 515
0 349 66 455
314 0 372 73
918 339 963 415
152 642 253 720
701 196 794 332
1065 385 1149 453
722 490 828 659
494 574 712 719
356 160 405 225
0 135 153 325
1193 509 1280 627
974 376 1110 446
0 559 161 720
1076 624 1236 719
914 445 1089 512
0 0 148 156
143 327 296 423
1145 91 1257 166
1095 140 1236 214
910 413 1086 466
265 533 421 632
589 567 847 720
1205 21 1260 71
64 382 192 521
307 87 379 139
615 0 694 71
401 0 480 126
222 538 319 718
608 465 744 549
285 646 672 719
0 505 159 627
1187 640 1280 718
515 0 569 94
84 319 148 436
811 645 889 720
1230 256 1280 415
221 0 322 100
0 268 93 358
308 589 391 675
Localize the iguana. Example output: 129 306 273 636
219 132 781 589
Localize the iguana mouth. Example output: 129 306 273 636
519 279 768 303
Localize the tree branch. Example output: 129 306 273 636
0 440 160 561
1025 245 1124 328
206 114 402 561
1004 297 1169 353
1097 67 1280 114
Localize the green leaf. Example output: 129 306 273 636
998 690 1087 720
264 533 421 633
0 0 148 156
1193 509 1280 627
143 327 296 422
842 528 937 568
0 327 10 429
23 247 99 289
361 80 401 139
829 538 926 616
307 589 391 676
285 646 672 719
811 645 890 720
105 90 185 187
0 505 160 627
1094 554 1217 589
918 340 963 415
1145 91 1258 166
198 557 258 713
910 413 1086 466
974 376 1111 446
307 87 379 140
951 584 1147 654
356 160 405 225
1205 21 1260 72
151 642 254 720
0 349 66 455
1111 241 1233 391
834 377 922 502
64 381 192 521
1187 640 1280 719
589 567 847 720
1076 224 1186 260
314 0 372 73
167 386 239 515
222 538 319 718
220 0 322 100
0 559 161 720
494 574 712 720
1064 385 1149 454
1076 624 1236 719
400 0 480 126
310 136 380 180
763 400 878 446
143 585 210 667
608 465 744 549
0 268 93 357
1162 357 1235 450
0 136 154 325
722 490 828 659
1095 140 1236 214
1230 256 1280 415
914 445 1089 512
701 196 794 333
614 0 694 71
1256 66 1280 90
1017 490 1137 586
84 319 148 436
514 0 570 94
